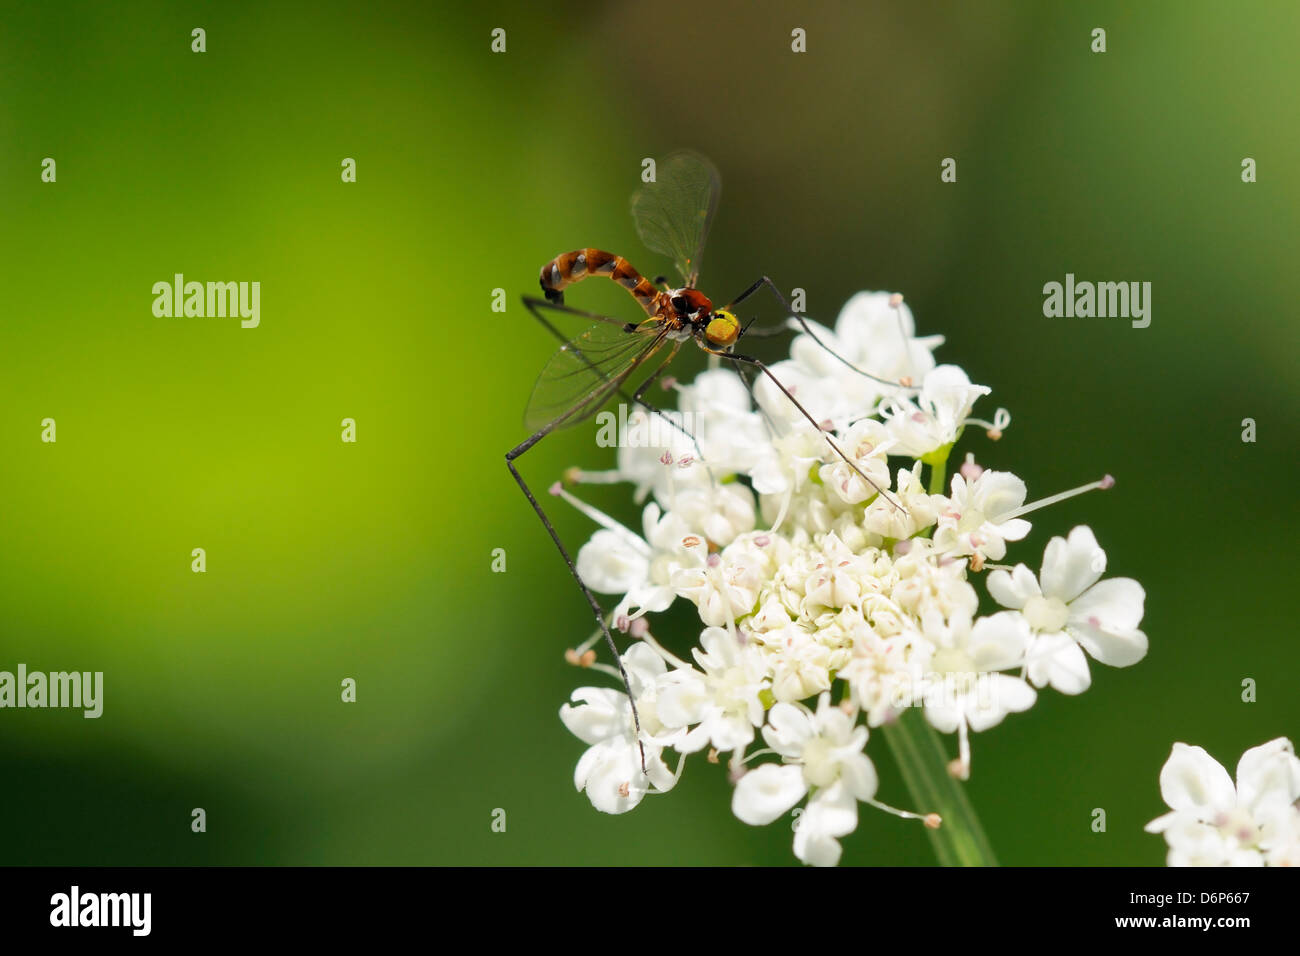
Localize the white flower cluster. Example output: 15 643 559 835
1147 738 1300 866
558 291 1148 866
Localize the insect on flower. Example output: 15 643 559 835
505 151 909 770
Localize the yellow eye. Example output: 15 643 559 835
705 309 740 347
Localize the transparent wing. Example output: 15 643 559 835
630 150 720 288
524 322 668 432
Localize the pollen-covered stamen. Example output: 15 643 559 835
866 795 941 828
659 451 674 466
1001 474 1114 521
965 407 1012 441
564 647 598 668
960 452 984 480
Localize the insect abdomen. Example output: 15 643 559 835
539 248 659 316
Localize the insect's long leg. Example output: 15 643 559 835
522 296 708 463
729 359 782 439
725 276 916 390
713 348 905 513
506 427 648 773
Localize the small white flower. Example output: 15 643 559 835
818 419 894 506
559 644 679 814
987 526 1147 693
757 621 841 703
573 499 693 625
1146 738 1300 867
862 462 944 541
663 482 756 549
923 611 1036 738
933 469 1032 563
841 625 932 726
656 627 769 754
764 292 945 427
732 693 879 866
881 364 990 460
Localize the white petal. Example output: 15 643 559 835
838 752 879 802
1144 809 1183 834
1235 737 1300 814
1071 623 1147 669
1069 578 1145 631
1040 526 1105 603
924 699 963 734
975 471 1027 521
559 688 628 746
964 674 1036 731
986 564 1040 610
995 517 1032 543
1068 579 1147 667
575 740 646 814
576 529 649 595
732 764 806 825
793 781 858 867
623 642 668 688
969 611 1031 671
654 671 708 730
762 702 816 757
1158 743 1235 816
1025 632 1092 695
704 711 758 754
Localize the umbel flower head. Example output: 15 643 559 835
1146 738 1300 866
556 291 1148 865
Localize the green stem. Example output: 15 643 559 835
926 445 952 496
881 709 999 866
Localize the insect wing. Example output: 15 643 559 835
630 150 720 288
524 321 667 432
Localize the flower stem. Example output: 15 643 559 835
926 445 951 496
881 709 999 866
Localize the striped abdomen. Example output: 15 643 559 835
539 248 660 317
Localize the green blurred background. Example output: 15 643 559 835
1 0 1296 865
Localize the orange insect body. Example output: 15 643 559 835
539 248 738 346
